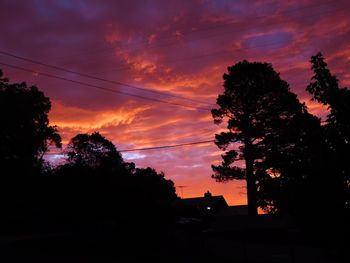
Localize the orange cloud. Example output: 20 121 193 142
50 100 152 132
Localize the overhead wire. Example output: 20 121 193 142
44 139 215 155
0 50 215 107
0 61 212 111
119 139 215 152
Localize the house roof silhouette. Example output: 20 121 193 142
177 191 228 209
175 191 249 228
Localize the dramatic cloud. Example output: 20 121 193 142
1 0 349 204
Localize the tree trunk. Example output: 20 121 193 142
245 140 258 216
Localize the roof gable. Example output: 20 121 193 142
177 195 228 208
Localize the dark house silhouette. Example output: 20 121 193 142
175 191 248 223
173 192 305 262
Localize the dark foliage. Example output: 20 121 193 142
306 53 350 215
0 70 61 175
211 60 309 215
66 132 123 170
52 132 178 230
257 112 326 216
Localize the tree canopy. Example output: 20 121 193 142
66 132 124 172
0 70 61 175
55 132 177 223
306 53 350 214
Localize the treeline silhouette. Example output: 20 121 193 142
0 52 349 260
0 71 178 257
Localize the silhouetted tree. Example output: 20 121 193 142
52 132 127 226
132 167 177 203
0 70 61 234
66 132 123 170
54 132 177 229
257 111 324 215
0 69 61 175
307 53 350 214
212 61 307 215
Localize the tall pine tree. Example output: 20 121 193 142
212 60 307 215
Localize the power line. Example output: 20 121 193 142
0 51 215 107
0 61 212 111
119 139 214 152
45 139 215 155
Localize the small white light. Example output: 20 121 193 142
206 206 211 210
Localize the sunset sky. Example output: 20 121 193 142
1 0 349 205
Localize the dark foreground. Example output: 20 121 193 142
0 216 349 263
